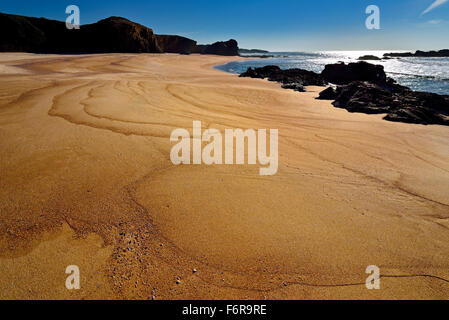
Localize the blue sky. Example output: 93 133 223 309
1 0 448 51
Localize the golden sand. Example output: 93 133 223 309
0 53 448 299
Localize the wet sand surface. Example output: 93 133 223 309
0 53 448 299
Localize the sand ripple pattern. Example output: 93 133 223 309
0 53 448 299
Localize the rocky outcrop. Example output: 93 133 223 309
239 65 327 87
240 65 281 79
281 83 306 92
317 62 449 125
318 80 449 126
239 62 449 126
200 39 239 56
240 62 389 87
156 35 198 54
317 86 338 100
321 61 387 85
0 13 162 53
384 49 449 58
358 55 381 61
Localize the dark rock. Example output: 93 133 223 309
241 62 387 88
316 61 449 126
0 13 162 53
240 65 326 89
240 66 282 79
80 17 162 53
201 39 239 56
416 49 449 57
196 44 207 53
384 49 449 58
331 81 395 114
271 68 327 86
238 48 269 54
0 12 238 56
327 80 449 125
282 83 305 92
358 55 381 61
321 61 387 85
156 35 198 54
239 61 449 126
240 55 274 59
0 13 47 52
383 52 414 58
317 86 338 100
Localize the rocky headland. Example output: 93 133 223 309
198 39 239 56
0 12 239 56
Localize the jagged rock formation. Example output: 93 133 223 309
384 49 449 58
239 65 326 86
320 81 449 125
321 61 387 85
317 86 338 100
317 64 449 126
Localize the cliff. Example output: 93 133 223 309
0 12 240 56
0 13 162 53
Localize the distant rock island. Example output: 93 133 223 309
384 49 449 58
0 12 239 56
240 62 449 126
357 50 449 61
238 49 269 54
358 55 382 61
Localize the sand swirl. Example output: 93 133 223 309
0 53 448 299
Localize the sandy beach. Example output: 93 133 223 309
0 53 448 300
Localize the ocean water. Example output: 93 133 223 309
215 51 449 95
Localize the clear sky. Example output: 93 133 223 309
1 0 448 51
